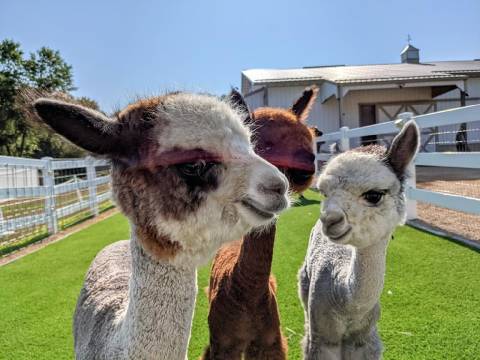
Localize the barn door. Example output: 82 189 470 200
359 104 377 145
377 102 437 151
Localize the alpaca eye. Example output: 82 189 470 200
177 160 215 178
362 190 385 205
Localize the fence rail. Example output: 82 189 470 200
0 156 113 251
315 104 480 240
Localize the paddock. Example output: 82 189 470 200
0 104 479 360
417 166 480 241
0 190 478 360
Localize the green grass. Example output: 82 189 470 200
0 190 478 359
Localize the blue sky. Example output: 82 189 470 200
2 0 479 112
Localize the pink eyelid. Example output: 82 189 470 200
141 148 250 169
146 149 222 167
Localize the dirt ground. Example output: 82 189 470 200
416 167 480 242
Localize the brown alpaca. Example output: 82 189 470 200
202 87 320 360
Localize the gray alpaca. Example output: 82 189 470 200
299 121 419 359
32 92 289 360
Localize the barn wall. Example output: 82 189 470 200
267 86 306 108
341 87 432 128
435 77 480 100
465 77 480 99
258 79 480 151
266 86 339 133
265 79 480 133
266 86 438 134
244 88 265 110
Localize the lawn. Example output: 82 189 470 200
0 190 478 359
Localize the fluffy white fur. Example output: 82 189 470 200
299 122 419 359
74 237 198 359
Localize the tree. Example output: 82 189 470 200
0 40 26 156
75 96 100 111
0 39 98 158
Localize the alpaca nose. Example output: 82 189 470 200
320 208 349 240
248 157 289 216
258 176 288 196
321 211 345 229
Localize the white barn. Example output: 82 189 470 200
241 44 480 151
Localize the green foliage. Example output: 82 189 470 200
0 39 99 158
23 47 74 92
75 96 100 111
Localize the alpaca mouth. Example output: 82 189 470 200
240 199 275 220
327 226 352 241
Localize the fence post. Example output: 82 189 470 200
396 112 418 220
86 156 99 217
41 157 58 234
339 126 350 152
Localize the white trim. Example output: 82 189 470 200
0 176 111 200
0 186 47 199
317 131 341 142
316 104 480 143
316 153 332 162
415 152 480 169
320 82 338 103
2 212 48 232
53 175 111 196
1 192 112 233
51 158 109 170
341 84 399 97
0 156 113 237
403 80 464 90
340 80 465 97
414 104 480 128
407 187 480 216
0 156 45 168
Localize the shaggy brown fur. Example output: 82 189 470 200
202 87 320 360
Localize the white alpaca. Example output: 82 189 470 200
298 122 419 359
33 92 290 360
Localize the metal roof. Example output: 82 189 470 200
401 44 419 53
243 60 480 86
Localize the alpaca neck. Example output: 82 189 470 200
346 238 389 310
119 228 197 359
235 224 276 296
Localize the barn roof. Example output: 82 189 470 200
401 44 419 54
242 60 480 87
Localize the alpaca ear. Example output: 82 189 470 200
291 86 319 121
310 126 323 137
386 121 420 178
34 98 122 155
229 88 252 121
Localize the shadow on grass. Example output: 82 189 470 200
407 221 480 253
293 195 321 207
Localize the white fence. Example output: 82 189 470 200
315 104 480 239
0 156 113 250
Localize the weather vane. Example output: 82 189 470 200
407 34 412 45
